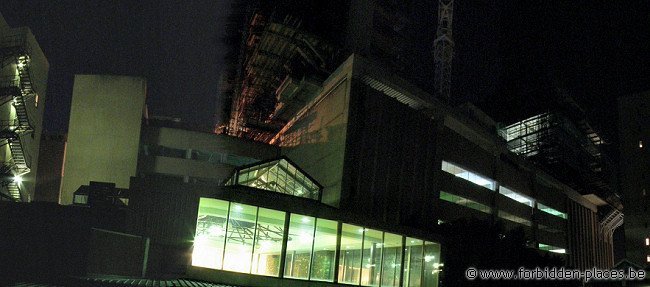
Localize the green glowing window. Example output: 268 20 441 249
311 218 338 282
285 214 316 279
227 158 322 200
537 203 567 219
192 198 229 269
192 197 442 286
252 208 286 276
439 191 491 214
538 243 566 254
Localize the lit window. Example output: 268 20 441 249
193 198 230 269
441 161 496 190
537 203 567 219
251 208 286 276
646 238 649 246
403 238 424 287
310 218 338 282
35 94 38 108
499 186 534 207
647 255 650 263
228 158 322 200
338 224 364 284
381 233 404 287
539 243 566 254
284 214 315 279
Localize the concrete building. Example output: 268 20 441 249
48 55 620 287
618 92 650 267
0 13 49 202
137 125 279 185
268 54 616 269
59 75 146 205
34 134 66 202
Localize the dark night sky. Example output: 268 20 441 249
0 0 232 134
0 0 649 142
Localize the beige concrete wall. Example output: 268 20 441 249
60 75 146 205
138 126 279 183
277 60 353 207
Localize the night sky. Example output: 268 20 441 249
0 0 232 134
1 0 649 144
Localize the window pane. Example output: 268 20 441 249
193 198 229 269
499 186 534 207
252 208 286 277
538 243 566 254
310 218 338 282
361 229 382 286
403 238 423 287
422 242 441 287
338 224 364 285
441 161 495 190
537 203 567 219
380 233 403 287
284 214 315 279
223 203 258 273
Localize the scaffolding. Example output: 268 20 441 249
499 112 617 206
0 34 36 202
225 12 335 143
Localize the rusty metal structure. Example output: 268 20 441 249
224 10 337 143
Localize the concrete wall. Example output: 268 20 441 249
138 126 279 184
277 60 353 208
34 134 66 202
87 228 149 277
60 75 146 205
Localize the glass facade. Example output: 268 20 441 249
193 198 441 287
439 191 491 214
285 214 315 279
498 186 534 207
339 224 364 284
227 158 321 200
312 218 338 281
441 161 495 190
537 203 567 219
252 208 286 276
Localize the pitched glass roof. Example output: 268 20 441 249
226 157 322 200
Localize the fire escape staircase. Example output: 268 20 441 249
0 35 35 202
599 209 624 242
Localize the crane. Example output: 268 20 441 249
434 0 454 104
